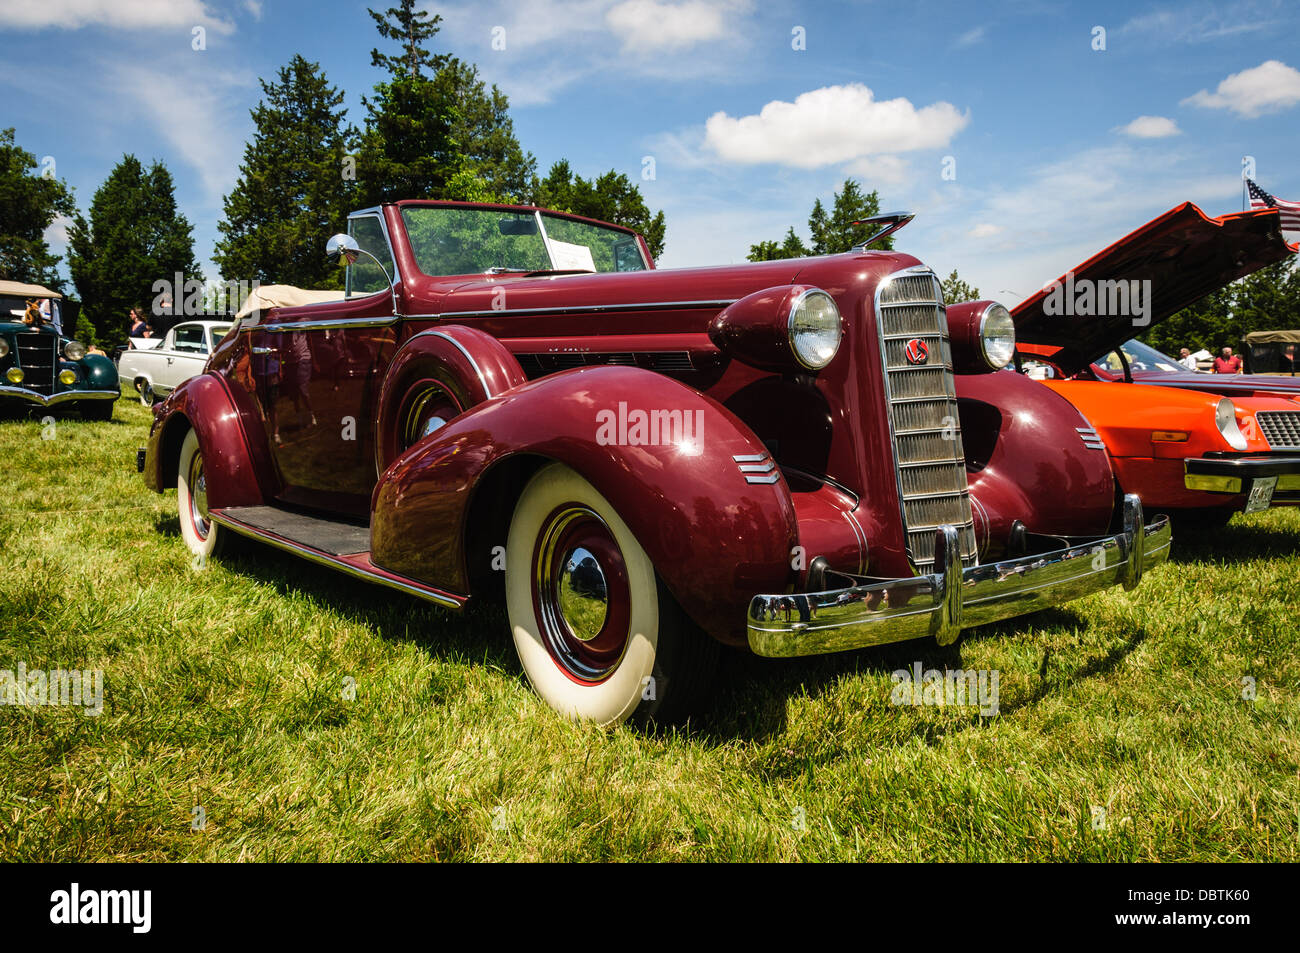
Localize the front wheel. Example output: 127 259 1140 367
505 463 718 726
176 428 235 561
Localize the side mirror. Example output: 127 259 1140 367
326 233 361 264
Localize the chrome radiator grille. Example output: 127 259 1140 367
15 332 57 394
1257 411 1300 451
875 267 978 571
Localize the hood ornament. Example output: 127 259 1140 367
851 212 915 251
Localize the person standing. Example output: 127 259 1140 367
1213 347 1242 374
1178 347 1198 371
128 308 150 339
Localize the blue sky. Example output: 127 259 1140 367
3 0 1299 304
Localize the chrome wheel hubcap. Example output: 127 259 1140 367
189 453 209 539
556 546 608 642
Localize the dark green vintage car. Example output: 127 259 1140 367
0 281 119 420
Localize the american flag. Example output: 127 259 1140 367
1246 178 1300 231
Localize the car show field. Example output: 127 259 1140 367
2 389 1297 861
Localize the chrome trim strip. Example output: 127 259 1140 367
738 460 775 473
745 473 782 484
844 506 868 574
436 299 737 319
208 509 466 609
409 329 493 396
0 386 119 405
746 504 1171 658
732 453 768 463
264 314 399 332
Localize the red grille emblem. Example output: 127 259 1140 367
904 338 930 365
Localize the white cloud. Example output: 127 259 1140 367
606 0 731 53
842 154 910 185
0 0 233 33
242 0 263 20
704 84 969 169
1117 115 1181 138
954 26 986 48
433 0 752 105
108 62 254 204
1182 60 1300 118
1120 4 1276 44
967 223 1002 239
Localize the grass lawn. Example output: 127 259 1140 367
1 386 1297 861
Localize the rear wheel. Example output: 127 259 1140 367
138 381 154 407
505 463 718 726
176 429 235 561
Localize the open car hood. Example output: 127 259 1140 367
1012 203 1296 376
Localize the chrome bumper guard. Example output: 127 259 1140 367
747 494 1171 658
0 386 119 406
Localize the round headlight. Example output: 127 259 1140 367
1215 398 1249 451
788 289 842 370
0 339 8 358
59 369 77 385
979 304 1017 369
6 367 23 384
64 340 87 361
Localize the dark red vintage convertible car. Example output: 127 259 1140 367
141 201 1170 724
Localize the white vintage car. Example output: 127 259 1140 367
118 319 232 405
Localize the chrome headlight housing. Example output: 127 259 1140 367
978 303 1017 369
1215 398 1249 451
63 340 87 361
0 338 8 359
788 289 842 370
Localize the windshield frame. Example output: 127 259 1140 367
396 201 652 279
1092 338 1199 379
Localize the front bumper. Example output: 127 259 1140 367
0 386 119 407
747 494 1170 658
1184 455 1300 494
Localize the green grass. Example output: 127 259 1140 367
0 388 1297 861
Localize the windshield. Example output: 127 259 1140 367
400 207 648 277
1096 339 1193 375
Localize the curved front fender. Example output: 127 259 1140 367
143 372 268 509
371 365 799 643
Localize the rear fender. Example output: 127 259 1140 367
144 373 267 508
371 365 799 643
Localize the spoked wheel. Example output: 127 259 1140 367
506 463 718 726
176 429 234 561
398 379 462 453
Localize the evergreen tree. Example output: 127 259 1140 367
748 179 892 261
533 161 666 259
940 269 980 304
214 55 355 289
67 156 200 347
0 127 75 288
357 1 535 205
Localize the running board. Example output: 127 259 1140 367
209 506 466 610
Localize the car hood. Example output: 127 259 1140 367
1130 368 1300 398
1012 203 1296 376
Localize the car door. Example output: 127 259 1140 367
164 323 208 390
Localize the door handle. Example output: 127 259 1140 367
252 347 272 355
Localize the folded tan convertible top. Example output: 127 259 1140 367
0 279 61 299
235 284 343 319
1244 329 1300 344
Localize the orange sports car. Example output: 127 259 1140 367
1010 202 1300 526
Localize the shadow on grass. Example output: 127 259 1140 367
203 535 1151 747
217 539 515 666
153 513 181 538
1169 520 1300 565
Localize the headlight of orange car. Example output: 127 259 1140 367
1215 398 1249 451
